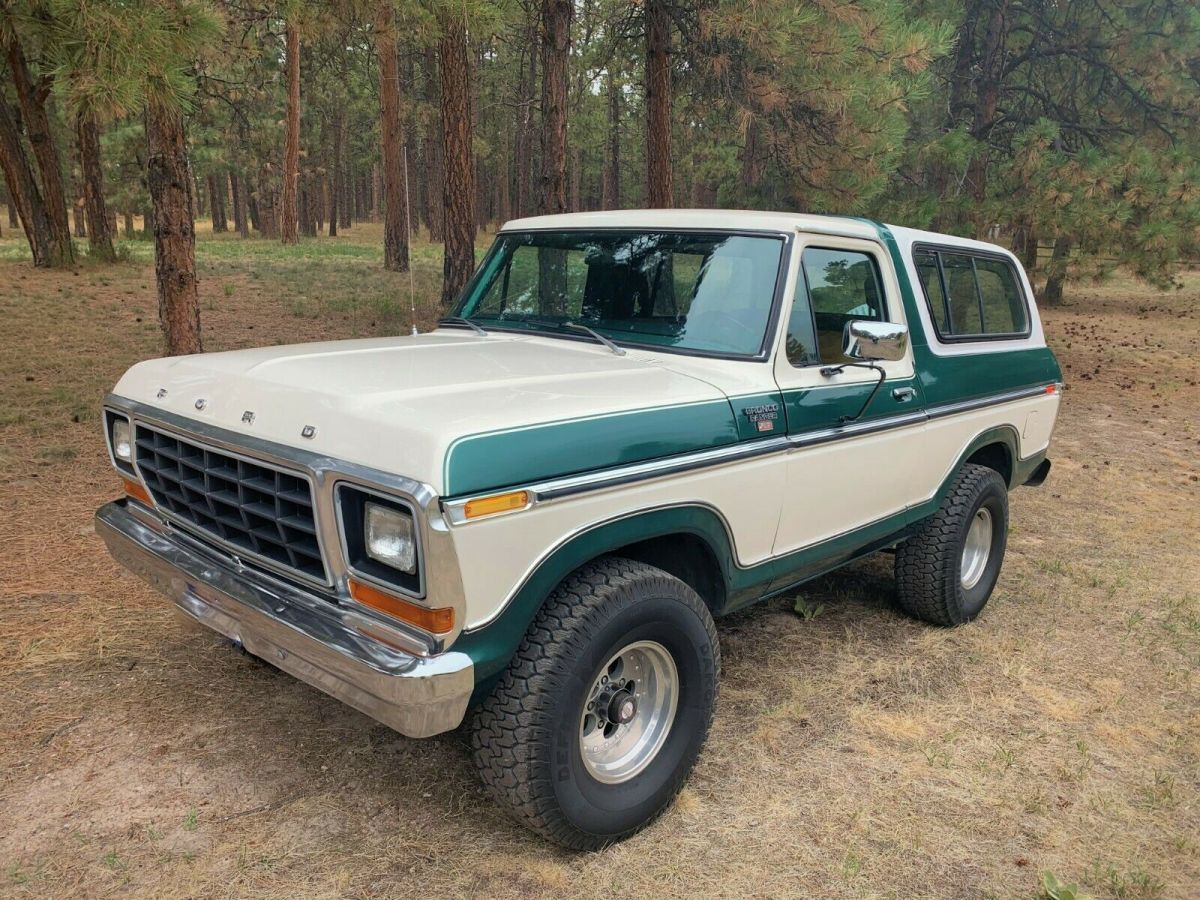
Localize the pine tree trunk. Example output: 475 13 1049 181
538 0 571 215
230 172 248 237
0 95 53 266
376 2 410 272
146 94 201 355
73 200 87 237
124 210 134 236
966 0 1009 223
340 158 352 228
7 38 73 265
439 19 475 308
645 0 673 208
602 72 621 209
1040 235 1070 306
422 46 445 241
514 22 537 219
569 146 581 212
328 113 341 237
7 196 17 228
300 170 317 236
209 172 228 232
76 111 115 260
280 22 301 243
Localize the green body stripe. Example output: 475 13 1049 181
444 399 744 496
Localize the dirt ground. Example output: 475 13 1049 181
0 225 1197 899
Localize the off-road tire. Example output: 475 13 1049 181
469 557 719 850
895 463 1009 626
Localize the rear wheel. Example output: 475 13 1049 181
895 463 1009 626
469 557 719 850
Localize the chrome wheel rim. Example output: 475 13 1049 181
960 507 993 590
579 640 678 785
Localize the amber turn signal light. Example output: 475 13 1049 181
463 490 529 520
349 579 455 634
122 478 153 506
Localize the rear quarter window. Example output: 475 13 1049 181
912 246 1030 342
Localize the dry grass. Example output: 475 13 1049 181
0 225 1197 899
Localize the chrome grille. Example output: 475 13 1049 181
133 425 328 583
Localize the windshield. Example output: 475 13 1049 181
452 230 786 357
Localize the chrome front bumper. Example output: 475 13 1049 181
95 500 474 738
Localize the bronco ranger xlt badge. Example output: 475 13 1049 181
96 210 1061 849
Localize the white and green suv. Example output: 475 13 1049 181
97 210 1062 849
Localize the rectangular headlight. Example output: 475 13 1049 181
112 418 133 462
364 502 417 574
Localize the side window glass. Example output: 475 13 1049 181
914 250 949 333
915 249 1031 339
974 257 1028 334
800 248 886 365
941 253 982 335
785 274 818 366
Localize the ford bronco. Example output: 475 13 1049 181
97 210 1061 848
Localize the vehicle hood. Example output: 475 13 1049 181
112 332 739 495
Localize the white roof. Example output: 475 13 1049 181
500 208 879 239
499 209 1017 259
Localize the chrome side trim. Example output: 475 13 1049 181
104 394 467 647
924 383 1053 420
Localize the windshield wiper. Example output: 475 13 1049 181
438 316 488 336
563 322 625 356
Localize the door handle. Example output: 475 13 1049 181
892 387 915 402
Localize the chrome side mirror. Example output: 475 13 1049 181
843 320 908 362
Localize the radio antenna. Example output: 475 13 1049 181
403 145 418 336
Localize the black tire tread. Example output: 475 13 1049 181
894 463 1006 626
469 556 718 850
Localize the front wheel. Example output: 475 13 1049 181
469 558 719 850
894 463 1009 626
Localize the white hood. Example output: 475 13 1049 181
112 331 728 493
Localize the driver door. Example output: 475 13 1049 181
771 234 927 559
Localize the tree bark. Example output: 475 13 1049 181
439 19 475 307
280 21 301 243
965 0 1010 221
146 94 201 355
538 0 571 215
514 20 537 219
76 111 115 260
328 112 341 236
422 46 445 241
376 3 410 272
339 157 352 228
602 72 621 209
0 96 53 266
299 170 317 236
123 210 134 236
7 38 73 265
1040 234 1070 306
209 172 228 232
230 172 248 237
6 194 16 228
645 0 674 208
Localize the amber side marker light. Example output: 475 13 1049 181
122 478 153 506
463 489 529 520
349 579 455 634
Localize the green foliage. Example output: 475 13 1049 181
1041 871 1088 900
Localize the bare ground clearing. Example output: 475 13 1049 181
0 227 1197 899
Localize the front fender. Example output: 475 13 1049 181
452 505 739 694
